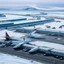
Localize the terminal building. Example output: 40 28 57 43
0 14 27 22
15 20 64 37
0 14 54 28
0 22 14 28
13 18 54 27
0 18 54 28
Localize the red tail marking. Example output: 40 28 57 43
5 32 10 41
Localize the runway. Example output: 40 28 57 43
0 46 64 64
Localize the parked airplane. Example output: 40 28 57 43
0 32 31 47
0 29 44 48
0 32 19 47
0 32 19 41
13 42 52 55
13 43 39 53
27 31 45 39
13 41 64 60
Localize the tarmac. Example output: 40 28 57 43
0 45 64 64
0 32 64 64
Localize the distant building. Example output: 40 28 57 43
0 14 6 17
40 12 47 15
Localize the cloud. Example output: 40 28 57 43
0 0 64 7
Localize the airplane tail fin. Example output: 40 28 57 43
5 32 10 41
30 30 36 35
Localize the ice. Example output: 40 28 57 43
0 53 42 64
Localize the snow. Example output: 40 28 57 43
14 19 46 24
37 19 64 32
0 30 26 38
0 15 25 21
47 14 64 18
20 19 64 33
41 17 46 20
30 41 64 51
0 53 42 64
0 22 12 24
21 26 39 30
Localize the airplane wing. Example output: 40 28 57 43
28 31 45 39
28 47 39 54
13 42 25 50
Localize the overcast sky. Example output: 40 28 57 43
0 0 64 7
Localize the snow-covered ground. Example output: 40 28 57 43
47 13 64 18
0 8 64 64
20 18 64 33
14 18 46 24
0 15 25 21
36 19 64 32
0 11 40 15
0 30 26 38
0 53 42 64
30 41 64 50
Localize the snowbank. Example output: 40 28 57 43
0 53 42 64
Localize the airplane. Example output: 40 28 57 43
0 32 32 47
0 29 44 48
0 32 20 47
27 30 45 39
13 40 64 60
13 42 51 55
0 32 20 41
13 42 39 53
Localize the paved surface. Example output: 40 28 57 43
0 46 64 64
0 31 64 64
27 34 64 45
14 31 64 45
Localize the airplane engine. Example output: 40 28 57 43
29 47 39 54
